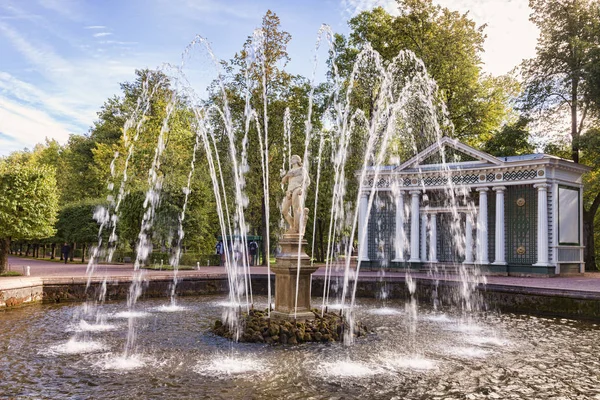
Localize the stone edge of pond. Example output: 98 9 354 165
1 275 600 320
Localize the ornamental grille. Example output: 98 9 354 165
503 170 537 181
506 185 537 265
367 193 395 261
487 173 495 182
403 178 412 186
436 213 466 263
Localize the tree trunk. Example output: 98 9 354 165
51 243 55 260
317 218 324 263
42 244 46 259
261 196 268 266
19 243 22 256
70 242 76 262
0 238 9 273
571 78 580 163
81 243 86 263
583 189 600 271
26 244 30 257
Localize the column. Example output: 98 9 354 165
464 213 474 264
358 191 370 262
534 183 549 266
409 190 421 262
492 186 507 265
476 188 489 264
429 213 438 262
420 214 428 262
393 191 405 262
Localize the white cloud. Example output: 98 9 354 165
93 32 112 38
0 22 73 78
85 25 106 29
158 0 261 23
0 95 74 156
37 0 84 21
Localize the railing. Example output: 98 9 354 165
555 246 584 263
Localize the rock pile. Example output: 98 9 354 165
212 309 369 345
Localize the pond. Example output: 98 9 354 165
1 296 599 399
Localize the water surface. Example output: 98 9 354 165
1 296 599 399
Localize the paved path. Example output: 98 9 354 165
3 256 600 294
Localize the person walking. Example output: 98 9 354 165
248 240 258 266
61 242 71 264
216 240 224 266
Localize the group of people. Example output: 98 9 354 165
215 239 259 266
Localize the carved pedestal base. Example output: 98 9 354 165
272 234 318 321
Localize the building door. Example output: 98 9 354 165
506 185 537 266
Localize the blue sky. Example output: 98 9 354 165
0 0 538 156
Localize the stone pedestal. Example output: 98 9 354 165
272 234 319 321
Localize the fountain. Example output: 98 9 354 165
0 21 597 400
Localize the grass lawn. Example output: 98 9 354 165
0 271 23 277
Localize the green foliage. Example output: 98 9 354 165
0 161 59 240
482 117 536 157
55 200 105 244
0 271 22 277
334 1 515 144
0 159 59 272
520 0 600 163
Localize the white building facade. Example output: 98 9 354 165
358 137 590 276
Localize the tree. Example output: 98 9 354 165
521 0 600 270
334 2 515 145
209 10 324 264
521 0 600 163
55 200 105 262
482 117 536 157
0 160 59 272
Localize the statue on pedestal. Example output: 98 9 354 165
281 155 310 236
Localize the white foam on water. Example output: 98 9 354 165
97 353 150 371
470 336 508 347
449 347 490 358
153 304 188 312
423 313 453 323
445 323 484 334
215 301 251 309
194 356 267 376
368 307 402 316
317 361 384 378
112 311 150 319
44 338 107 355
74 320 118 332
381 355 438 371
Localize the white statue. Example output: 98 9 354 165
281 155 310 235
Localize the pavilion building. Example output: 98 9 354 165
358 137 590 276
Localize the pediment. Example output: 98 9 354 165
396 137 503 171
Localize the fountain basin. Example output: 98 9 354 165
1 295 599 399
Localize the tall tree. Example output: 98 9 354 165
0 160 59 272
210 10 323 263
521 0 600 270
334 1 515 146
521 0 600 163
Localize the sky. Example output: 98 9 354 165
0 0 539 156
